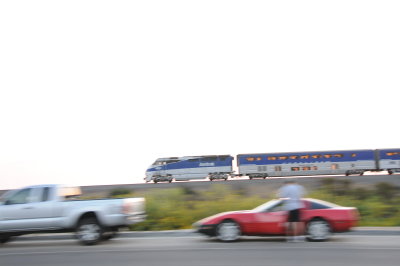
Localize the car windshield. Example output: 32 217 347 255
252 199 282 212
0 190 14 204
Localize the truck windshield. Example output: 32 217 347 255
0 190 15 204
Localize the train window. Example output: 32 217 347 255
351 153 357 157
258 166 267 172
268 157 277 160
312 166 318 170
246 157 255 162
219 156 229 161
289 155 298 160
275 166 282 171
387 152 400 156
291 167 300 171
166 159 180 164
300 155 309 159
334 154 344 158
202 157 217 162
331 164 339 170
279 156 288 160
303 167 311 170
324 154 332 158
256 157 262 161
311 155 322 159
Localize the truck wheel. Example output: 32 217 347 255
102 230 118 241
76 218 103 245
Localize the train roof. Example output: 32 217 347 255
237 149 376 156
155 155 232 161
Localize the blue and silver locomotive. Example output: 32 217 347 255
145 155 234 183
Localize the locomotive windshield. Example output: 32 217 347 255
151 158 181 166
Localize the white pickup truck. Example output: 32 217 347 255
0 184 146 245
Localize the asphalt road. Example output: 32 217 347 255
1 232 399 266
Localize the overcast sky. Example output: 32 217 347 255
0 1 399 190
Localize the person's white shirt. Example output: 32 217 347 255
278 183 306 211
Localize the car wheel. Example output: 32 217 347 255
76 218 103 245
306 219 331 242
216 220 241 242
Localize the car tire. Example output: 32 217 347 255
306 219 331 242
216 220 241 242
76 217 103 245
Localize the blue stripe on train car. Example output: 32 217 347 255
147 156 234 172
378 149 400 160
166 157 233 171
237 150 375 166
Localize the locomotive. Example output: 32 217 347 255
144 148 400 183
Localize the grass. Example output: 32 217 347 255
107 180 400 231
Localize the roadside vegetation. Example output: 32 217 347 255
309 179 400 226
108 180 400 231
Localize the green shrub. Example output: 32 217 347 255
130 181 400 231
108 188 133 198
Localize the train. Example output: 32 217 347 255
144 148 400 183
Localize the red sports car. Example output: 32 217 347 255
193 198 359 242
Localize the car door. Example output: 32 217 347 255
0 187 56 231
253 200 287 234
0 187 34 231
26 186 58 229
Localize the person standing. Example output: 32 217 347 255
277 179 306 242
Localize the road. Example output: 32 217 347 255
1 232 399 266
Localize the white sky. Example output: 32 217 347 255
0 1 399 190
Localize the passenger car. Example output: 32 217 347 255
193 198 358 242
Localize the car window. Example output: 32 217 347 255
253 199 281 212
5 188 32 205
308 199 339 209
310 201 331 209
267 200 286 212
42 187 50 201
253 199 286 212
30 187 51 202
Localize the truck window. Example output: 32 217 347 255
5 188 32 205
42 187 50 201
59 186 82 200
